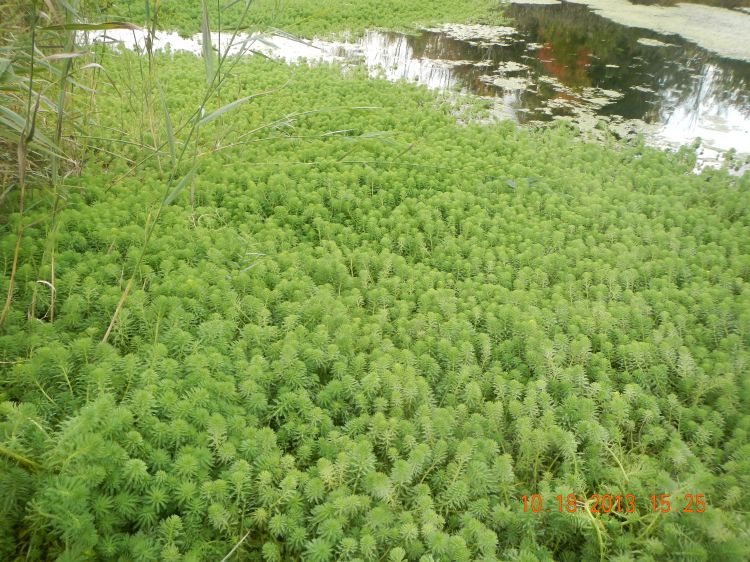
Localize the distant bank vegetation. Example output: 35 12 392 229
107 0 508 37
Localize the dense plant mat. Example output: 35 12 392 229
108 0 506 37
1 52 750 561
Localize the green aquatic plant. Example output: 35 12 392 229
1 36 750 562
107 0 507 38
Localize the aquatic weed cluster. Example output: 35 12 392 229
108 0 506 38
1 52 749 562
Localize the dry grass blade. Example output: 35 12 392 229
41 52 87 61
41 22 142 31
201 0 216 85
219 530 251 562
101 278 132 343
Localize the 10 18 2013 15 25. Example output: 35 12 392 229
521 493 706 514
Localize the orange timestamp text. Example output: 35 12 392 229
521 493 706 514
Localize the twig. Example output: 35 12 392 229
219 530 251 562
101 278 132 343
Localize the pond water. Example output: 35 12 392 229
348 3 750 170
90 1 750 171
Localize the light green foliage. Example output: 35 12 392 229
1 47 750 561
108 0 507 37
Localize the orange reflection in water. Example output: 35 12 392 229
537 42 592 94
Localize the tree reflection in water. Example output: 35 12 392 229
344 3 749 157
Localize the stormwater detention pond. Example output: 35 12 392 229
90 1 750 172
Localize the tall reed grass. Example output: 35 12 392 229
1 0 284 329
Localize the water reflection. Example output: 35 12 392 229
657 64 750 158
89 2 750 166
348 4 750 165
341 33 458 91
507 3 750 160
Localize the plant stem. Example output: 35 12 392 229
0 444 42 471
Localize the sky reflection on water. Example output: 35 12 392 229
89 2 750 167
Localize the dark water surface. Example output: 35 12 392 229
336 2 750 167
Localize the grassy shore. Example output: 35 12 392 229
107 0 508 37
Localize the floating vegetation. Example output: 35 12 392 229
580 87 625 108
637 37 676 48
2 0 750 559
566 0 750 62
481 74 531 90
103 0 509 38
423 23 518 46
508 0 562 4
494 61 529 73
3 47 749 561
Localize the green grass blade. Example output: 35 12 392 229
56 0 81 18
0 121 59 158
197 82 288 128
197 96 254 127
0 58 13 81
164 169 196 205
221 0 244 11
158 84 176 169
